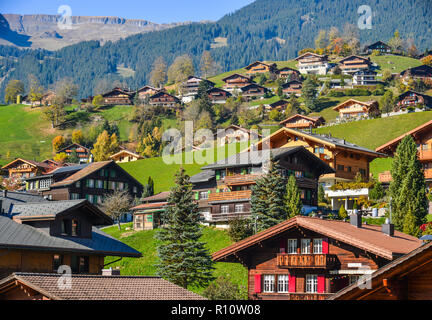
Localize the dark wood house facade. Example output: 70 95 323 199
207 87 232 103
101 87 133 105
148 91 181 108
222 73 253 91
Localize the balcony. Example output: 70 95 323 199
277 253 336 268
208 190 252 202
425 169 432 180
202 212 251 222
418 150 432 161
378 171 392 183
288 293 333 300
223 174 261 185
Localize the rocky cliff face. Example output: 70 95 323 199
0 14 190 50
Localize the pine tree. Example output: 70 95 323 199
155 168 214 289
389 135 428 231
338 204 348 220
251 157 287 232
403 208 420 237
285 174 302 218
301 76 318 112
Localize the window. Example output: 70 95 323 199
277 275 289 293
263 275 275 293
71 219 80 236
313 238 323 254
97 180 104 189
235 204 244 213
70 193 80 200
110 170 116 178
61 219 70 235
221 205 229 214
337 165 344 171
97 195 103 205
301 239 311 254
52 254 63 272
39 179 51 189
306 274 318 293
133 186 137 193
118 182 124 191
199 191 208 200
87 179 94 188
349 275 360 285
71 256 89 274
287 239 297 254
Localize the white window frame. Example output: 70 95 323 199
263 275 275 293
277 275 289 293
199 191 208 200
97 180 104 189
313 238 323 254
221 205 229 214
234 204 244 213
287 239 297 254
301 239 311 254
305 274 318 293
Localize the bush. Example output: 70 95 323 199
203 276 247 300
338 205 348 220
328 90 345 97
227 217 254 242
344 88 371 96
372 89 385 96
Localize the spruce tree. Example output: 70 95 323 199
389 135 428 231
285 174 302 218
403 208 420 237
155 168 214 289
251 157 287 232
301 76 318 112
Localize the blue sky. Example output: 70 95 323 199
0 0 254 24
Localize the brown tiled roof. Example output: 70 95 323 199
213 216 422 262
131 202 167 211
50 161 112 187
332 99 378 111
0 273 206 300
1 158 51 170
140 191 171 203
279 113 323 125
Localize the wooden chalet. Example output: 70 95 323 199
295 52 329 75
394 90 432 111
183 76 215 96
244 61 277 75
275 67 300 80
191 147 334 226
222 73 253 91
376 120 432 187
282 80 303 96
148 91 181 108
240 83 269 100
101 87 133 105
337 55 372 75
214 124 262 146
400 65 432 82
33 160 143 203
131 191 170 231
279 114 325 130
268 99 289 111
330 241 432 300
109 148 144 163
249 127 384 186
56 143 92 164
333 99 380 119
353 69 377 86
365 41 391 54
1 158 54 180
136 85 161 100
0 199 141 280
0 272 205 300
207 87 231 104
213 215 421 300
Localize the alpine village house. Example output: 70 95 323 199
213 215 422 300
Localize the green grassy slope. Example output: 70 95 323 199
371 54 422 75
103 223 248 296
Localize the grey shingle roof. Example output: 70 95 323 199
11 199 86 218
190 170 215 183
0 191 47 215
0 215 141 257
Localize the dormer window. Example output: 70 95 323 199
71 219 80 236
61 219 80 236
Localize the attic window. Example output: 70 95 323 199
71 219 80 236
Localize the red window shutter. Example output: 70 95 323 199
317 275 325 293
254 274 261 293
289 275 296 293
279 239 286 253
322 238 329 254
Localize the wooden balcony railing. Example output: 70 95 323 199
425 169 432 179
223 174 261 185
277 254 336 268
208 190 252 202
378 171 392 183
418 150 432 161
202 212 251 222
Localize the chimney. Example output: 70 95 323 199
2 190 7 198
102 267 121 276
381 218 394 237
350 211 362 228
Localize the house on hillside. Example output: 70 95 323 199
279 114 325 130
131 191 170 231
244 61 277 75
332 99 380 120
268 99 289 112
330 240 432 300
0 199 141 279
400 65 432 83
376 119 432 188
148 91 181 108
240 83 269 100
0 272 205 300
222 73 253 91
109 148 144 163
364 41 391 54
30 160 143 203
275 67 301 80
249 127 384 191
214 124 262 146
295 52 330 75
282 80 303 96
182 76 215 96
191 147 333 227
56 143 92 164
337 55 372 75
101 87 133 105
136 85 161 100
352 70 377 86
207 87 231 104
213 215 421 300
1 158 55 180
394 90 432 111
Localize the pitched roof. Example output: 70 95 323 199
57 143 91 154
375 119 432 154
0 191 48 215
0 215 141 257
244 61 276 70
1 158 51 170
190 170 215 184
109 149 143 160
332 99 378 111
295 52 328 60
329 241 432 300
0 273 205 300
338 55 371 64
400 64 432 77
395 90 432 106
279 113 324 125
213 216 422 262
366 40 390 49
140 191 171 203
131 202 167 211
240 83 269 92
221 73 251 82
